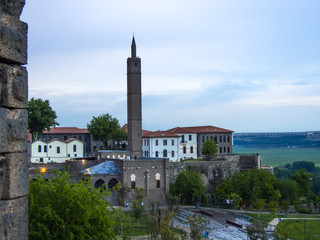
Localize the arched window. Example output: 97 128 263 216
38 145 41 152
190 146 194 153
163 149 167 157
94 179 106 191
73 144 77 152
130 174 136 189
108 178 119 189
155 173 160 188
181 135 185 143
155 151 159 157
44 145 47 152
171 151 175 157
183 146 186 154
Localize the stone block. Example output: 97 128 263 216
0 0 25 18
0 12 27 64
0 63 27 108
0 152 29 200
0 108 28 153
0 196 28 240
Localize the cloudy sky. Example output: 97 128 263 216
21 0 320 133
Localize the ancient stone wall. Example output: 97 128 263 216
0 1 28 239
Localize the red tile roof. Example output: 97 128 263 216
142 131 180 138
166 127 197 134
173 125 233 133
64 138 78 143
43 127 89 134
122 124 152 135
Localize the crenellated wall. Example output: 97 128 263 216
0 1 29 239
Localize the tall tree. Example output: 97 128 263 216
201 139 217 160
29 170 115 240
170 169 206 204
87 113 124 149
290 169 312 197
27 98 59 142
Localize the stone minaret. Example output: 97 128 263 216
127 37 142 159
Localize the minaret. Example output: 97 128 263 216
127 36 142 159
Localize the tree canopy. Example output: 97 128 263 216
170 169 206 204
201 139 217 159
29 170 115 240
87 113 126 149
215 169 280 207
27 97 59 142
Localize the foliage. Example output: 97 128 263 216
187 214 207 240
159 211 179 240
280 200 290 214
268 201 279 215
245 220 269 240
278 179 299 203
27 98 59 142
165 193 180 213
111 127 128 149
146 198 161 239
170 169 206 204
290 169 312 197
229 193 241 209
130 187 145 227
255 199 266 215
215 169 280 207
201 139 217 159
292 161 315 172
28 170 115 240
87 113 126 149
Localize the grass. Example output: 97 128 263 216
121 212 150 237
233 146 320 167
278 219 320 240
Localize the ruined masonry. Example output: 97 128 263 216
0 1 29 239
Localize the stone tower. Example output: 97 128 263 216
127 37 142 159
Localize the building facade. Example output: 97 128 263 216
31 138 84 163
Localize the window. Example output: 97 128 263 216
155 173 160 188
163 139 167 146
219 136 222 142
189 135 192 141
223 135 226 142
93 146 97 151
75 154 77 157
183 146 186 154
38 145 41 152
202 136 204 143
171 151 175 157
73 144 77 152
224 147 226 152
94 179 106 191
214 135 217 142
155 140 158 146
57 147 60 153
79 136 82 141
49 145 52 148
64 136 67 141
131 174 136 189
190 146 194 153
171 139 174 145
219 147 222 153
163 149 167 157
40 158 43 162
227 135 230 142
182 135 185 143
228 147 230 153
68 154 70 157
44 145 47 152
155 151 159 157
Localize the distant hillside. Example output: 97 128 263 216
233 131 320 148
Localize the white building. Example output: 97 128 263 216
31 138 84 163
142 131 181 162
167 127 198 160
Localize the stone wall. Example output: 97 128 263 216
0 1 29 239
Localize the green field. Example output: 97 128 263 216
278 219 320 240
233 146 320 167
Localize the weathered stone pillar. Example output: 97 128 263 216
0 1 29 239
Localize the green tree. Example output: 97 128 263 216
171 169 206 204
201 139 217 160
159 210 179 240
229 193 241 210
216 169 280 207
278 179 299 203
29 170 115 240
27 98 59 142
187 214 207 240
110 127 127 149
87 113 124 149
290 169 312 197
131 187 145 227
246 220 269 240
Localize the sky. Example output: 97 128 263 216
21 0 320 133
